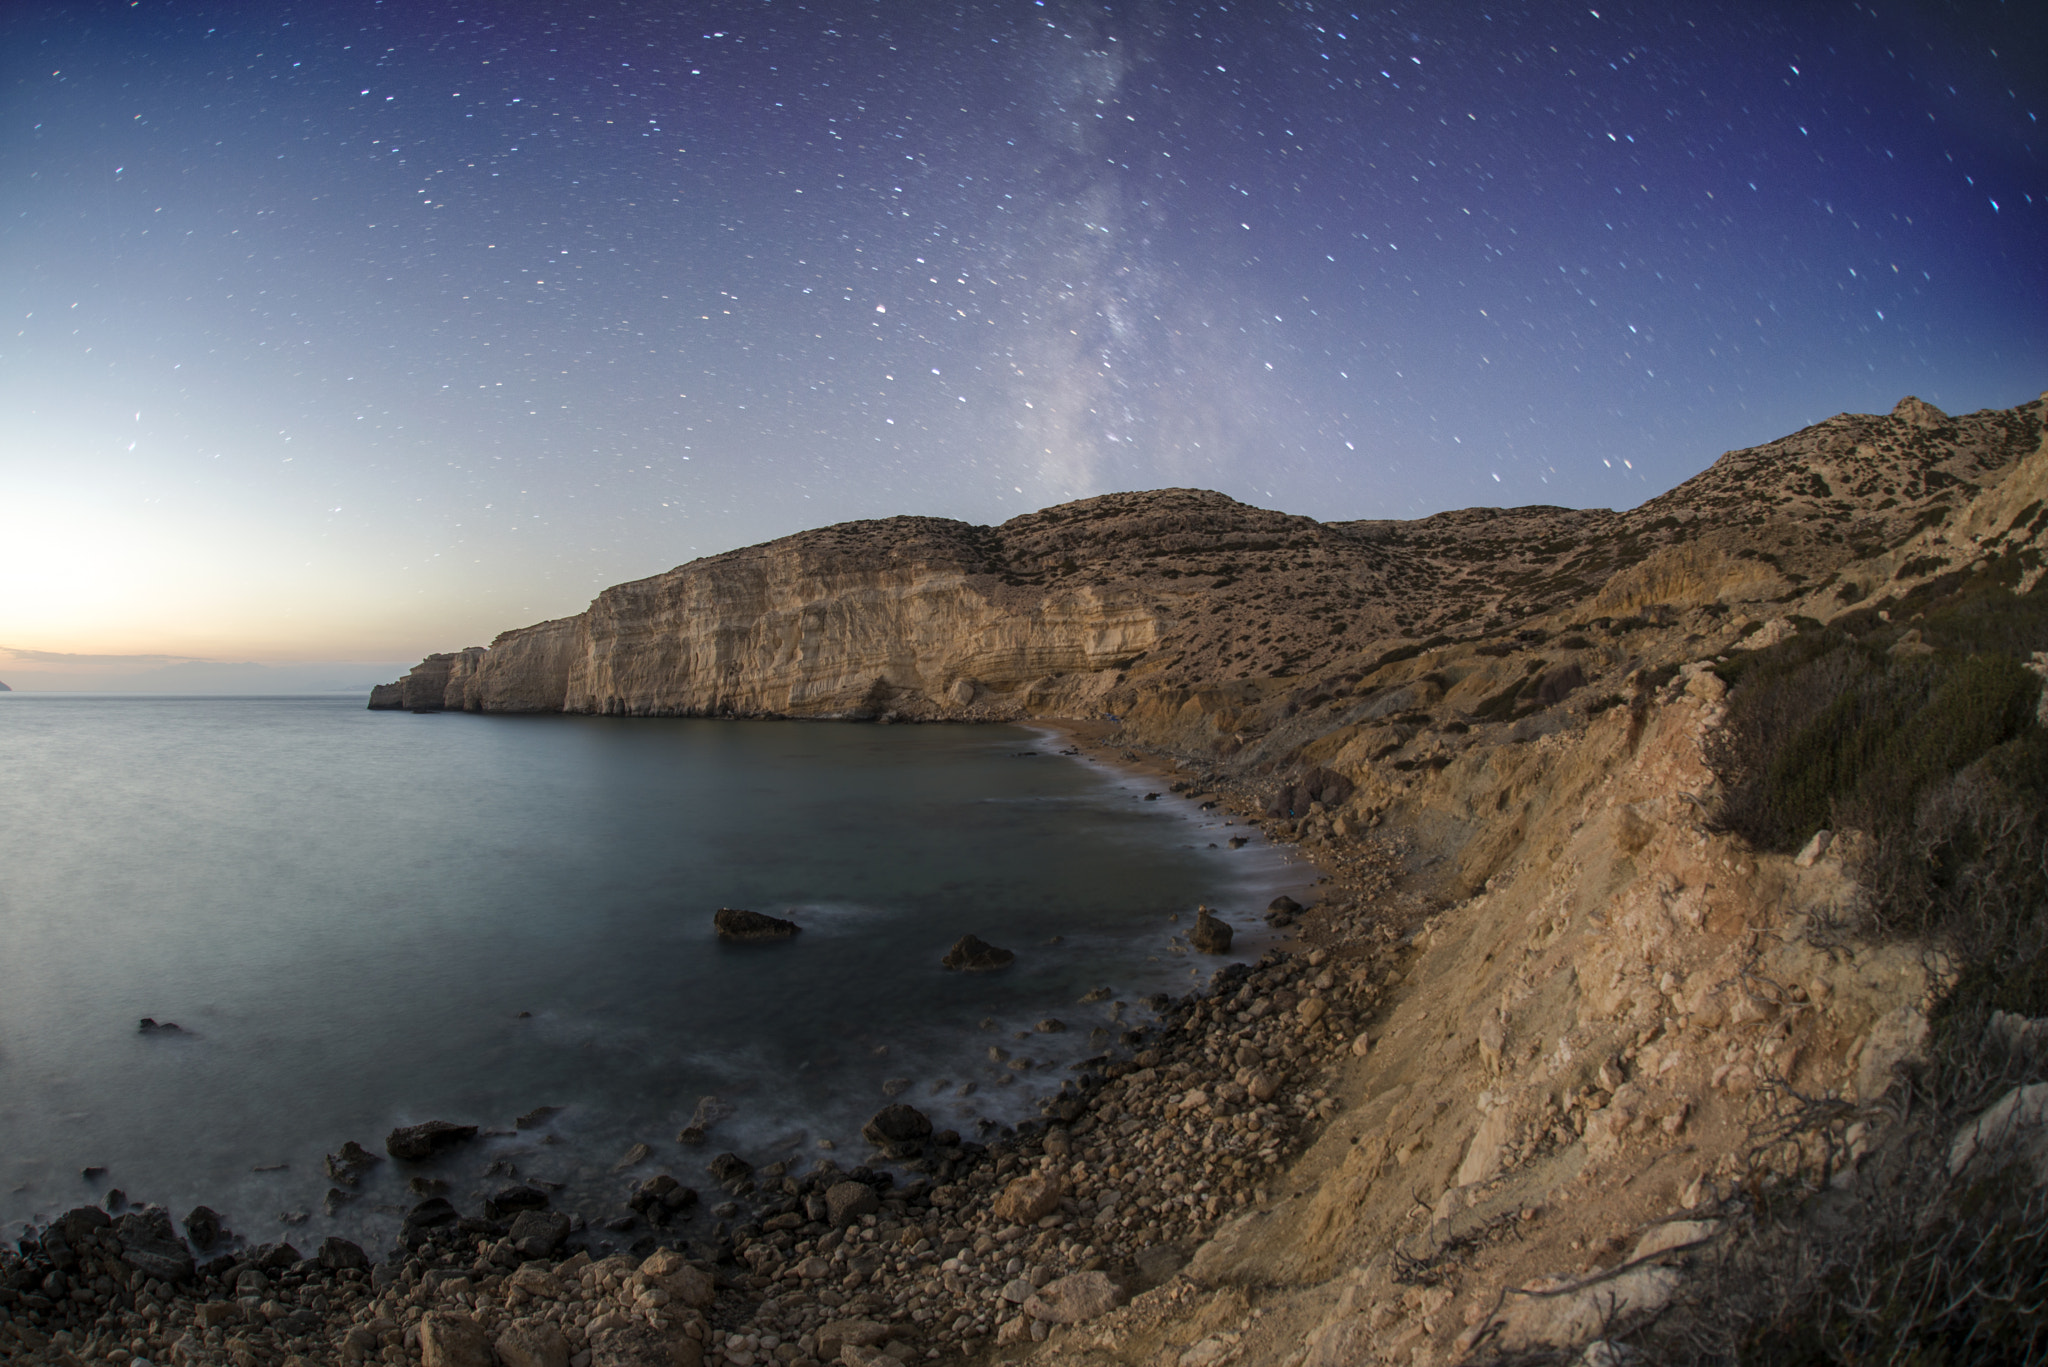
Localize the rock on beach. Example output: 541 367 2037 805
385 1119 479 1162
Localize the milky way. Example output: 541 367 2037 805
2 2 2042 659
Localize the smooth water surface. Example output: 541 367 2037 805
0 696 1301 1250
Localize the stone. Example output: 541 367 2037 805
815 1320 889 1361
508 1264 564 1299
613 1142 654 1172
495 1319 571 1367
638 1249 715 1310
990 1174 1061 1225
588 1323 702 1367
485 1185 552 1220
860 1103 932 1155
1948 1082 2048 1180
1853 1006 1930 1102
825 1181 880 1227
1351 1032 1373 1057
1297 996 1329 1026
317 1236 370 1271
712 907 800 940
325 1140 381 1186
113 1207 195 1282
1189 907 1233 954
1630 1219 1720 1261
404 1197 460 1230
182 1205 224 1249
385 1120 479 1162
1793 829 1833 867
514 1106 563 1130
1490 1267 1682 1351
1023 1270 1121 1324
706 1152 753 1187
508 1210 571 1260
629 1174 698 1220
419 1314 495 1367
940 934 1015 972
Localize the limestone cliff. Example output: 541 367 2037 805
374 394 2047 731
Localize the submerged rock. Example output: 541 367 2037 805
941 934 1015 971
712 906 801 940
324 1139 380 1186
861 1103 933 1158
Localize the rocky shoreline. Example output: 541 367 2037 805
2 853 1402 1367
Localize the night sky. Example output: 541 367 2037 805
3 1 2043 673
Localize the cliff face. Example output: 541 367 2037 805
373 394 2048 728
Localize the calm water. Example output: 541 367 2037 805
0 696 1300 1253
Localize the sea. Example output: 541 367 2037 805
0 694 1305 1256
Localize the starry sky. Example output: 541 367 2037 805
2 1 2043 678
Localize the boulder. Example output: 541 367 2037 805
1024 1270 1122 1324
941 934 1015 971
612 1142 654 1172
385 1120 479 1162
508 1210 571 1260
587 1322 702 1367
861 1103 932 1157
638 1248 716 1310
825 1181 880 1227
325 1140 381 1186
495 1319 571 1367
113 1207 195 1282
403 1197 460 1231
712 907 800 940
182 1205 224 1250
419 1313 495 1367
1189 907 1234 954
317 1236 370 1272
484 1185 551 1221
991 1173 1062 1225
628 1174 698 1222
815 1320 890 1361
706 1152 753 1188
515 1105 563 1130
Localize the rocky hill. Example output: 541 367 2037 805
373 394 2046 733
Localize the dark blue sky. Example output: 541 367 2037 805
3 1 2042 664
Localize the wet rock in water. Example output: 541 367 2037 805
182 1204 224 1249
712 906 800 940
409 1176 450 1196
403 1196 460 1232
514 1105 562 1130
1267 894 1302 916
674 1094 734 1146
1190 906 1235 953
826 1180 880 1227
705 1152 753 1189
137 1017 182 1033
628 1174 698 1223
880 1076 912 1096
317 1235 370 1271
495 1319 571 1367
102 1188 126 1211
322 1187 356 1216
112 1207 195 1282
325 1139 381 1186
991 1173 1062 1225
1034 1018 1068 1033
484 1184 551 1220
612 1141 654 1171
420 1311 496 1367
385 1119 479 1161
1228 835 1250 849
508 1209 571 1259
861 1103 933 1157
941 934 1015 972
1024 1270 1123 1324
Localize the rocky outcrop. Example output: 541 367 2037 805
373 396 2048 730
